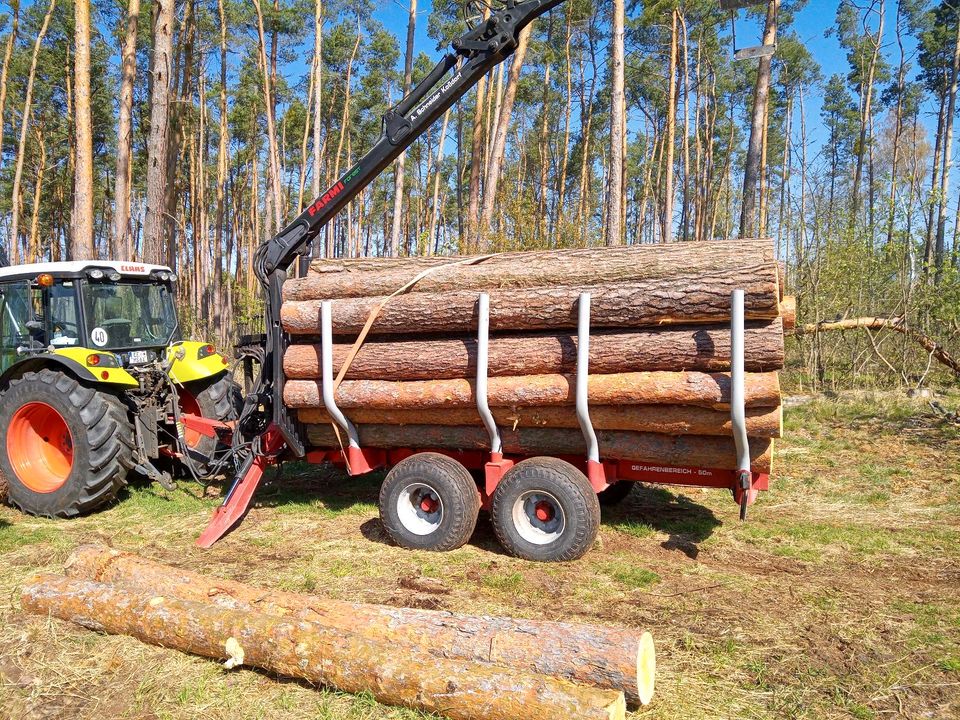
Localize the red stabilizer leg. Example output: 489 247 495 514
196 424 284 548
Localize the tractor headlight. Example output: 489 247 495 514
87 269 104 280
108 272 122 282
157 271 170 281
197 344 217 360
169 273 178 282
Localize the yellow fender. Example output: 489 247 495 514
52 347 139 387
167 341 230 385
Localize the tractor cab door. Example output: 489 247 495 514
0 281 38 373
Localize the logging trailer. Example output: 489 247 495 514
0 0 768 562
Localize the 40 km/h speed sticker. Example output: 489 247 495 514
91 327 109 347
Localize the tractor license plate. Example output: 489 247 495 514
128 350 149 364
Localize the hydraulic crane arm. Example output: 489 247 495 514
239 0 567 462
255 0 564 281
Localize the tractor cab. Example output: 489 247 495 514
0 262 179 373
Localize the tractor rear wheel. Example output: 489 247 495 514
0 369 135 517
177 373 242 474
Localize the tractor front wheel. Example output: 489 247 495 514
0 369 135 517
177 373 242 474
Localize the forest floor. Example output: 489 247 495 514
0 392 958 720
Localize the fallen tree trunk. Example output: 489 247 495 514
63 546 655 706
297 404 783 438
304 424 773 473
23 574 629 720
283 319 785 380
280 274 781 336
793 316 960 377
283 371 782 411
285 238 778 300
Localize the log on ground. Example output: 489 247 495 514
280 273 781 336
296 404 783 438
285 238 778 300
283 319 785 380
63 546 655 706
304 424 773 473
283 371 782 411
22 574 628 720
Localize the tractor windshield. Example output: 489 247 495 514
82 282 178 350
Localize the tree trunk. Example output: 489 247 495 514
23 575 629 720
71 0 95 259
112 0 139 259
605 0 625 247
477 25 533 247
851 0 884 226
142 0 175 264
663 10 678 242
291 238 778 300
8 0 55 265
311 1 323 200
304 424 773 473
252 0 283 236
298 403 782 438
27 127 45 261
63 545 655 707
388 0 417 257
0 0 19 175
284 371 782 411
739 0 779 238
283 319 785 380
935 16 960 280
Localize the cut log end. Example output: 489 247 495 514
606 692 627 720
636 631 656 706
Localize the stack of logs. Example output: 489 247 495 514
281 238 793 475
22 545 655 720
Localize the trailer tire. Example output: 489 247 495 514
0 369 134 518
379 453 480 552
491 457 600 562
598 480 635 506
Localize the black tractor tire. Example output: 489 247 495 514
491 457 600 562
0 369 135 518
177 372 242 474
379 452 481 552
598 480 635 506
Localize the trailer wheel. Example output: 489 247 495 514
379 453 480 551
598 480 635 506
491 457 600 562
0 369 135 517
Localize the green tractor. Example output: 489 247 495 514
0 261 240 518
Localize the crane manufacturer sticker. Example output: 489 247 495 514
91 327 109 347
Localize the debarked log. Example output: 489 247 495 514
285 238 778 300
304 424 773 473
280 273 781 336
282 319 785 380
282 371 782 411
22 574 629 720
296 404 783 438
63 546 655 706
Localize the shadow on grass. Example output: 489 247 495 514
604 484 721 559
253 461 385 514
0 517 9 530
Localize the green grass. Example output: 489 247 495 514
1 390 959 719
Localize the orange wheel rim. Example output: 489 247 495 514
178 389 203 448
7 402 74 493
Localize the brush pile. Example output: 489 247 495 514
281 238 792 474
22 545 655 719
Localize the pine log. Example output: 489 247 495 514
780 296 796 332
283 371 782 411
63 545 655 706
22 574 628 720
285 238 777 300
297 404 783 438
304 424 773 473
281 273 782 336
283 319 785 380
